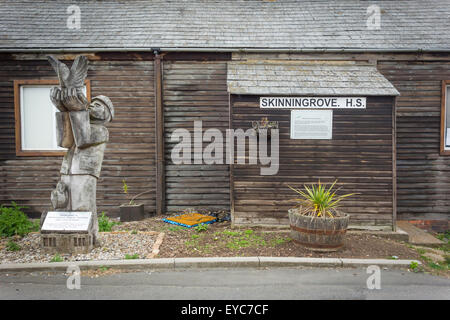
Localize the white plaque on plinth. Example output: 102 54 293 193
41 211 92 232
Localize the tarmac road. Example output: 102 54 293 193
0 267 449 300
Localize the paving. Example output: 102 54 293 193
397 221 445 247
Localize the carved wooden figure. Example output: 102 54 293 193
46 55 114 243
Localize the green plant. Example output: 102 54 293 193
269 237 291 247
6 240 21 252
288 180 356 218
0 202 39 237
98 266 111 272
50 254 63 262
222 230 241 237
435 230 450 242
122 179 152 205
124 253 139 259
428 262 445 270
131 230 138 235
98 212 119 232
409 261 419 271
194 223 208 232
168 225 188 232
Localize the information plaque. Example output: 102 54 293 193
290 110 333 139
41 211 92 232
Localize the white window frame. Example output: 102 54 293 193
14 79 90 156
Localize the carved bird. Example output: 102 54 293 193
47 55 88 89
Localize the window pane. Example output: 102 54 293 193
20 85 86 151
21 86 55 150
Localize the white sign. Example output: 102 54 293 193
260 97 366 109
41 211 92 232
290 110 333 139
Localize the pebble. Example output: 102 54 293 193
0 232 156 264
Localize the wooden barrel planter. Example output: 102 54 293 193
288 208 349 252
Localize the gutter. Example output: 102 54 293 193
0 47 450 53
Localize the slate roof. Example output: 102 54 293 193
227 62 400 96
0 0 449 51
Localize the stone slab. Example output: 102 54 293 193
259 257 342 267
174 257 260 269
397 221 444 247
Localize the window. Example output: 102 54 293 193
441 80 450 155
14 79 90 156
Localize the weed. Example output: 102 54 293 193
6 240 21 251
124 253 139 259
416 248 427 255
98 212 119 232
131 230 138 235
191 234 200 240
428 262 445 270
222 230 241 237
50 254 63 263
409 261 419 271
98 266 111 272
269 237 291 247
194 223 208 232
226 232 266 250
168 225 188 232
435 230 450 242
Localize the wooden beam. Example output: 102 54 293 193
392 96 398 231
228 93 235 226
154 53 165 215
440 80 450 155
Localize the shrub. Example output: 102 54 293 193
98 212 119 232
0 202 39 237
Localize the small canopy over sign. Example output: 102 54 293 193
227 62 400 96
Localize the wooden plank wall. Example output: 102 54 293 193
0 57 156 217
231 95 395 227
378 60 450 224
163 61 230 212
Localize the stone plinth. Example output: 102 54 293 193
40 211 96 254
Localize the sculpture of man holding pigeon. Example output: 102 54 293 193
44 55 114 242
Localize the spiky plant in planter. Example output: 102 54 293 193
287 180 355 252
119 179 154 222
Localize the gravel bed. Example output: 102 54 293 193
0 231 157 264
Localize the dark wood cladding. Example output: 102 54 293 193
378 60 450 222
163 61 230 212
0 58 156 217
230 95 395 227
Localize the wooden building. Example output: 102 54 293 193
0 1 449 232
